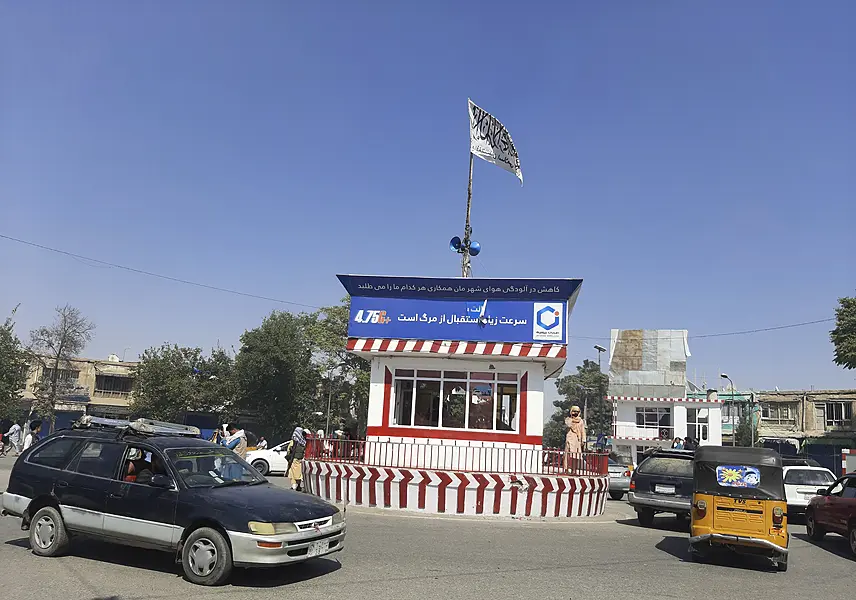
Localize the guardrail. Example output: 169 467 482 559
305 438 607 477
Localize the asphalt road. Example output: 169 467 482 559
1 459 853 600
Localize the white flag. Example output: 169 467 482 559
468 98 523 184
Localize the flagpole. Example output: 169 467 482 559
462 151 474 278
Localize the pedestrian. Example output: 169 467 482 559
5 421 22 456
22 420 42 451
563 406 586 473
257 436 268 450
671 437 684 450
684 437 697 451
286 426 308 491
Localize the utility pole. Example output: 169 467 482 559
461 152 474 277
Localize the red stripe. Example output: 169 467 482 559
540 477 554 518
368 468 380 507
473 474 489 515
510 476 519 514
491 474 504 514
449 341 460 353
346 338 358 350
538 345 550 357
413 340 425 351
567 478 577 517
382 368 392 428
557 346 567 358
383 469 395 508
436 472 453 513
342 465 353 504
519 373 528 440
334 464 342 502
466 342 477 353
378 339 391 352
431 340 442 352
586 478 595 516
484 342 496 354
323 463 331 499
418 471 430 509
500 344 513 355
577 479 588 516
553 477 566 517
455 473 469 513
399 469 414 508
524 476 537 517
315 463 322 497
354 467 365 505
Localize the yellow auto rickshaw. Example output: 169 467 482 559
689 446 789 571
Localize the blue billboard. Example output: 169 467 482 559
348 296 567 344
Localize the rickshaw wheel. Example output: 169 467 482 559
688 544 707 563
775 557 788 572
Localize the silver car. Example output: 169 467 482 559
608 457 632 500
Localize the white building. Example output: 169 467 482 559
607 329 722 464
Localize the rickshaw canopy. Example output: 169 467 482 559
693 446 784 500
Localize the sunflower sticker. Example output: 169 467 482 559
716 465 761 488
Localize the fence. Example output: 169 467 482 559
305 438 607 477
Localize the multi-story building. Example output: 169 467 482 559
21 354 137 429
607 329 722 464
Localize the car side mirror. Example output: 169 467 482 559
816 488 829 496
149 474 173 488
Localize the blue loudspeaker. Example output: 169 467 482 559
469 241 481 256
449 236 462 252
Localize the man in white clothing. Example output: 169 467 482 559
23 420 42 451
5 422 22 455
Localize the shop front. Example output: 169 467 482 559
303 275 610 518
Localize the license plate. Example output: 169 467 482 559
307 540 329 557
655 484 676 495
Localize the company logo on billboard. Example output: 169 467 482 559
533 303 563 341
353 310 391 324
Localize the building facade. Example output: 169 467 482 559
608 329 722 464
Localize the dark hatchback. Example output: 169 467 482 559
628 449 695 527
1 418 345 586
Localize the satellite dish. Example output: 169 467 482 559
449 236 462 252
469 241 481 256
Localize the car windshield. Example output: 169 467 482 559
636 457 693 478
166 447 265 488
784 469 835 486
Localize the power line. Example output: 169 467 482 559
1 233 835 340
0 233 320 310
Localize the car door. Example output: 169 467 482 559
269 443 291 472
835 477 856 533
103 444 181 548
58 439 126 535
815 477 847 532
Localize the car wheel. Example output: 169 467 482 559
609 491 624 501
806 511 825 541
637 508 655 527
29 506 70 557
849 525 856 557
251 459 269 476
181 527 233 586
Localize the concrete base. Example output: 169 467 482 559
303 460 608 518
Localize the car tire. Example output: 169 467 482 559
609 491 625 501
251 459 270 476
849 524 856 557
181 527 233 586
637 508 655 527
29 506 70 557
806 510 825 541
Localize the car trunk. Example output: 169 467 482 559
712 496 767 535
635 471 691 499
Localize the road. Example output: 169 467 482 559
0 460 853 600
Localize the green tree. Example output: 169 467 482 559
0 307 28 421
546 360 610 449
130 345 203 421
831 296 856 370
734 412 758 447
235 311 319 440
28 305 95 431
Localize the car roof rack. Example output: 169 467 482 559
73 415 200 437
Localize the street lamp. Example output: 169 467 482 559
594 345 606 370
721 373 747 447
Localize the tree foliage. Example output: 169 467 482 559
734 411 758 447
28 305 95 429
0 307 28 421
130 345 236 422
831 296 856 370
547 360 610 448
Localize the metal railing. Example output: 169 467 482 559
614 424 675 440
305 438 607 477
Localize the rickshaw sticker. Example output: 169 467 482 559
716 465 761 488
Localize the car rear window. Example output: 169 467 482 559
28 437 83 469
636 456 693 478
784 469 835 486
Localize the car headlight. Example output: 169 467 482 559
332 510 345 525
248 521 298 535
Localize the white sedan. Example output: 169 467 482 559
246 441 291 476
783 465 837 516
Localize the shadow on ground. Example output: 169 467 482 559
616 516 690 533
4 536 341 587
654 535 782 572
793 532 854 562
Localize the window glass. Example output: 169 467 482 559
442 381 467 428
416 370 440 378
69 441 125 479
28 438 83 469
414 380 440 427
470 372 495 381
843 479 856 500
166 448 264 487
496 383 518 431
394 369 414 377
468 382 494 430
497 373 517 382
784 469 835 486
393 379 414 426
828 479 847 497
120 446 158 483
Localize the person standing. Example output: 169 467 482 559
219 423 248 459
22 420 42 451
286 426 308 491
256 436 268 450
5 421 22 456
564 406 586 472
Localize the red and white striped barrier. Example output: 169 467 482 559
303 461 608 518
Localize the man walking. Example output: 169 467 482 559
5 421 22 456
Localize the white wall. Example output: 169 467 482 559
613 401 722 446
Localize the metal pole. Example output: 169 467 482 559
325 367 333 437
461 152 474 278
750 392 755 448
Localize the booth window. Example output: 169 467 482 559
686 408 708 442
392 369 519 432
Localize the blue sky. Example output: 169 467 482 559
2 2 854 419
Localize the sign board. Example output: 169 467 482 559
348 297 567 344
